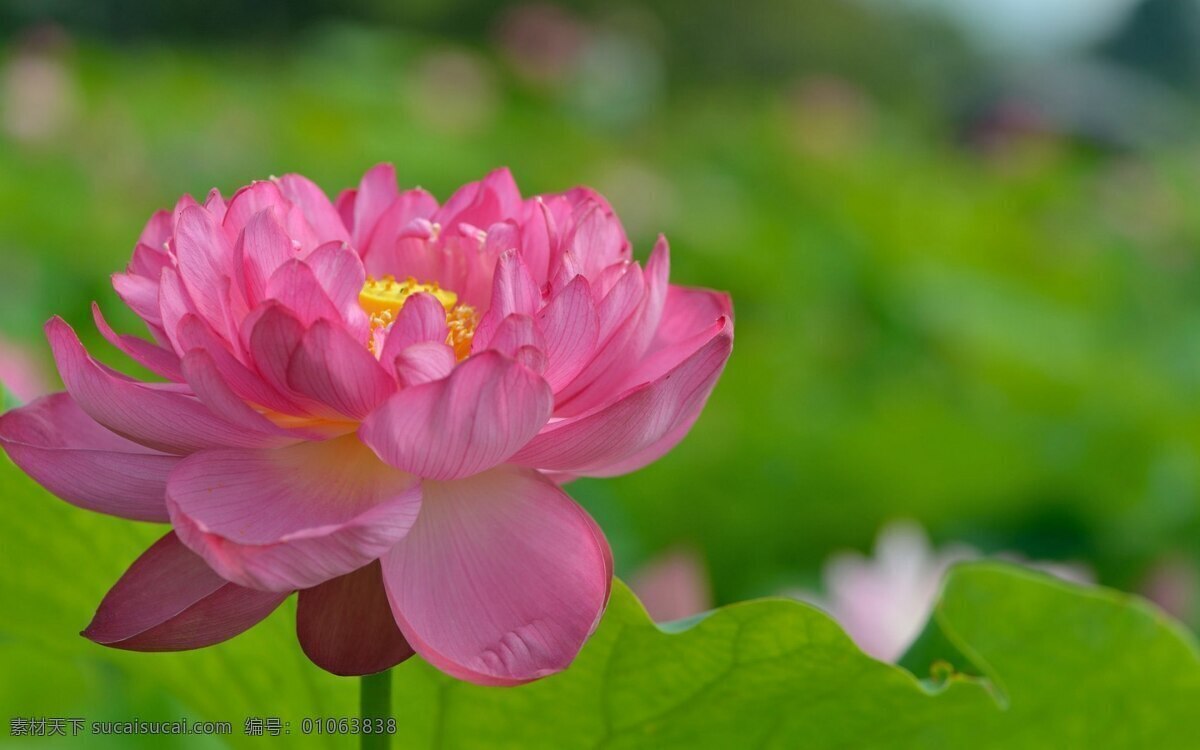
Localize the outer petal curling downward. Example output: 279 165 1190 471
167 436 422 592
0 393 177 522
84 532 288 651
381 466 612 685
297 561 414 676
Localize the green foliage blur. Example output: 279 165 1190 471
3 0 1200 743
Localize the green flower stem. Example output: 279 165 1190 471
360 669 392 750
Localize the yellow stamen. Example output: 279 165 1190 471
445 305 477 360
359 275 476 359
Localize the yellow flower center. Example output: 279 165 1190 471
359 275 477 359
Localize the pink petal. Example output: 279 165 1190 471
536 276 599 393
650 285 734 350
352 163 400 248
335 188 356 230
434 177 484 228
436 168 522 231
629 236 671 354
242 303 303 394
127 244 172 294
238 192 317 253
516 198 555 285
483 168 524 218
241 305 338 420
483 220 520 258
560 195 631 278
175 314 304 416
304 241 366 308
0 393 176 522
557 237 670 415
170 193 201 224
174 205 241 340
364 224 444 284
555 286 723 458
594 262 646 346
112 271 165 330
92 303 183 382
276 173 351 244
167 436 422 591
157 267 198 354
381 466 611 685
377 292 448 365
287 320 394 419
482 315 546 377
510 347 547 375
239 209 297 306
360 188 439 263
296 561 414 676
450 232 498 307
393 342 457 387
203 188 228 221
547 250 585 291
128 241 172 283
359 352 553 481
223 181 288 239
84 532 287 651
473 250 540 351
47 318 288 454
303 241 370 337
136 209 174 254
511 316 732 476
179 350 305 438
585 409 702 478
552 261 645 412
616 286 733 401
264 259 346 329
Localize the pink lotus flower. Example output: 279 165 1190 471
0 165 733 684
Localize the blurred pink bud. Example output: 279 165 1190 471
494 3 589 86
785 75 876 159
0 336 50 404
630 548 712 623
408 49 498 135
2 27 79 144
1140 556 1198 622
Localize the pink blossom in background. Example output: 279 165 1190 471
0 336 50 404
407 49 498 136
796 521 1092 662
494 3 590 87
1140 556 1198 623
784 75 876 160
1 27 79 145
0 165 733 685
629 548 712 623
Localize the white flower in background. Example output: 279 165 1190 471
797 521 1092 662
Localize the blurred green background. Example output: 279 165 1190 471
4 0 1200 743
